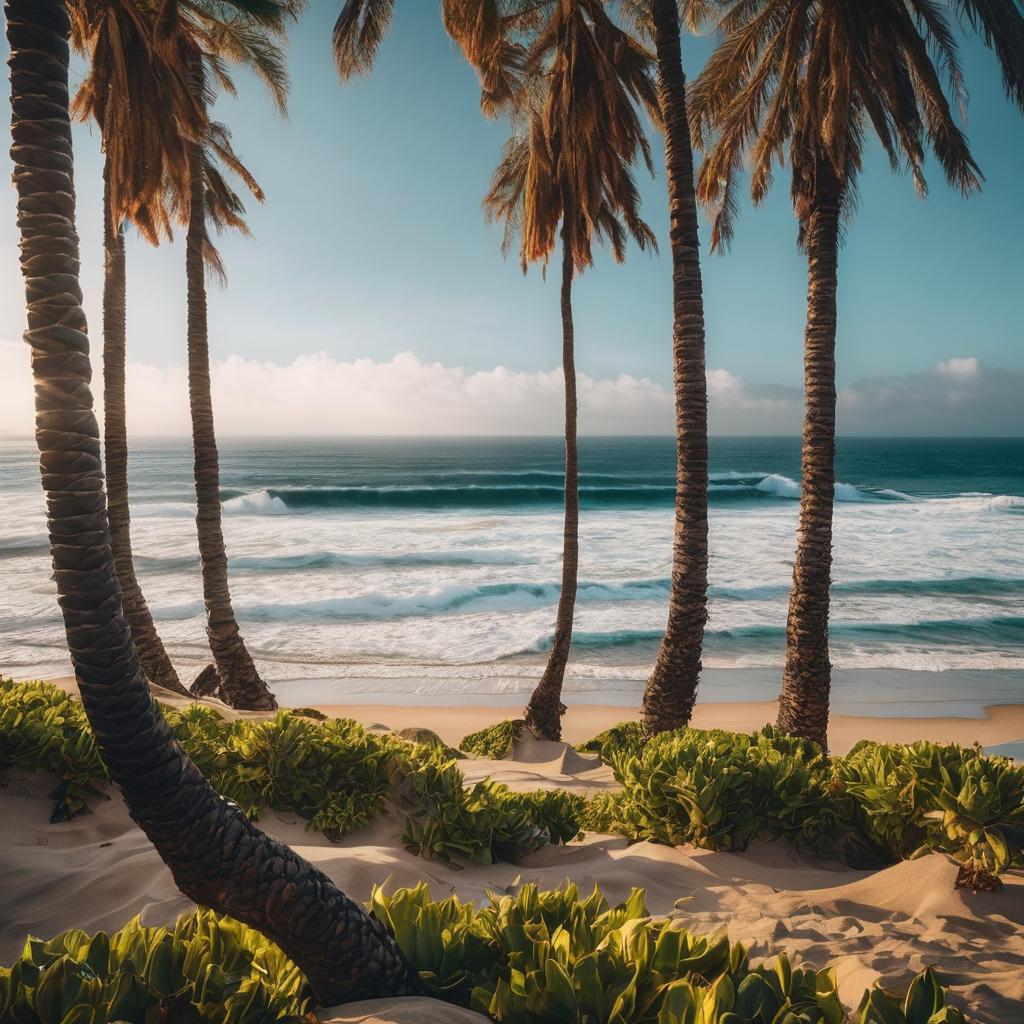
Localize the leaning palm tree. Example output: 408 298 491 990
183 98 278 710
485 0 658 739
156 1 301 710
5 0 421 1002
70 0 202 697
690 0 1024 748
71 0 288 709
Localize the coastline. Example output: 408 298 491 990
40 670 1024 755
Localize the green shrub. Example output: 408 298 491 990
3 887 968 1023
5 681 1021 884
0 679 107 818
605 726 839 853
460 719 522 759
0 681 574 866
370 881 968 1024
577 720 647 761
396 747 584 864
0 910 308 1024
597 724 1024 882
923 752 1024 889
392 726 466 760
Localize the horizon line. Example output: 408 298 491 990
2 433 1023 442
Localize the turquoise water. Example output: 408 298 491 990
1 436 1022 700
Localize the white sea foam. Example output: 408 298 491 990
3 445 1023 688
755 473 802 498
222 490 291 515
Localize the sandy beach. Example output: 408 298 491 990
42 673 1024 754
2 676 1021 1022
3 752 1023 1021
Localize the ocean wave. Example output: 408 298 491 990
521 614 1024 656
834 575 1024 599
527 628 664 652
234 549 532 572
926 493 1024 514
218 473 905 513
0 536 50 558
135 548 533 574
713 574 1024 602
706 615 1024 645
230 577 672 622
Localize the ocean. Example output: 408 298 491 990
1 436 1022 709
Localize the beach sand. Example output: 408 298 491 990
3 677 1023 1022
41 673 1024 755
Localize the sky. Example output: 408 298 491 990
0 4 1022 437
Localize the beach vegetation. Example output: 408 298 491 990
1 885 969 1024
5 680 1020 887
398 759 584 865
580 723 1024 884
576 719 647 760
0 680 583 861
460 718 523 759
0 910 309 1024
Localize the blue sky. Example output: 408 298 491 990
0 3 1022 435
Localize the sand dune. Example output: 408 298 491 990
3 742 1023 1023
6 681 1024 1021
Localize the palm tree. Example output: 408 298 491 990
690 0 1024 748
337 0 713 738
159 2 301 710
5 0 421 1002
70 0 286 709
484 0 658 740
335 1 660 740
184 96 278 710
71 0 201 697
625 0 713 736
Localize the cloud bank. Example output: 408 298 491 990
0 341 1019 437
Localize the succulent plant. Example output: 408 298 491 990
0 910 308 1024
459 719 524 759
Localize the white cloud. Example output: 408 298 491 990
0 341 674 437
1 341 1019 438
935 356 980 381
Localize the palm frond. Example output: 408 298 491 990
333 0 395 79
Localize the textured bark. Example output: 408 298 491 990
641 0 709 737
777 157 844 751
102 158 188 696
6 0 421 1002
524 241 578 741
185 135 275 711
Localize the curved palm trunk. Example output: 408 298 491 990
640 0 709 736
524 241 578 741
102 160 188 696
185 139 275 710
777 158 844 751
6 0 420 1002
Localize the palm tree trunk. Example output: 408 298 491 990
640 0 709 737
185 138 275 710
524 239 578 741
5 0 421 1002
777 157 844 751
102 158 188 696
